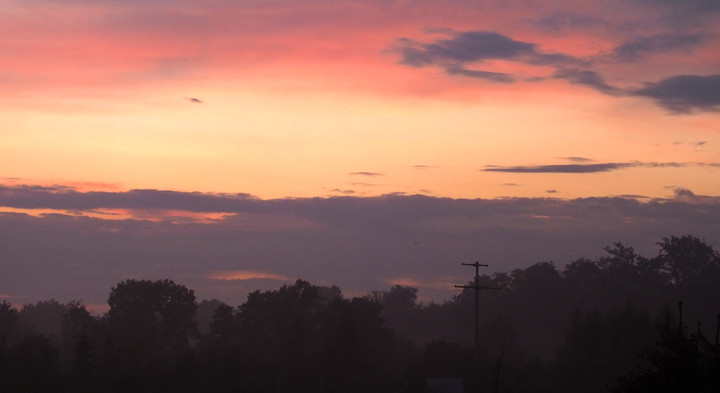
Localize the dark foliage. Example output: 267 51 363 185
1 235 718 392
612 314 720 393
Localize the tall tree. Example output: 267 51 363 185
61 301 96 392
107 279 198 349
654 236 720 333
104 279 198 393
655 236 720 290
380 285 418 340
18 299 68 338
0 301 19 345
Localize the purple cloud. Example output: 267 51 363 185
633 74 720 113
392 30 583 83
2 189 720 308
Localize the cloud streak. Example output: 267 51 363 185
557 157 594 163
349 172 384 177
482 161 698 173
552 69 624 96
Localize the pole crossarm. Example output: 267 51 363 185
454 261 502 350
455 261 502 393
455 261 502 291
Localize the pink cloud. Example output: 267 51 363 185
0 1 629 98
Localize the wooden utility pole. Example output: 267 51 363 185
455 262 501 392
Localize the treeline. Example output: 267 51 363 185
1 235 719 393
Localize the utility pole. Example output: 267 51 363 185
455 262 501 392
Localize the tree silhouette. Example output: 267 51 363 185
0 300 20 345
18 299 68 338
379 285 419 341
655 236 720 333
3 335 60 393
557 304 654 393
0 235 716 393
108 279 198 349
612 316 720 393
656 236 719 290
196 299 226 335
60 301 97 392
104 279 198 393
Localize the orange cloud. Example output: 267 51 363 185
120 209 232 223
387 277 422 287
0 206 228 224
206 270 290 281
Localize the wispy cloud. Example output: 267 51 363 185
330 188 356 195
446 66 516 83
557 157 594 163
349 172 384 177
482 161 696 173
532 12 610 31
613 33 707 62
673 141 708 150
552 68 624 96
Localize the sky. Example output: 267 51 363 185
2 0 719 311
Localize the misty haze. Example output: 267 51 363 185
2 236 719 392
